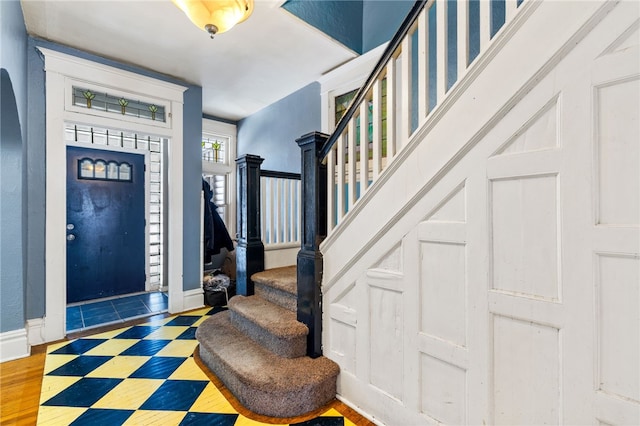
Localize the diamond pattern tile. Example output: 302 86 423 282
69 408 135 425
37 307 355 426
41 377 123 407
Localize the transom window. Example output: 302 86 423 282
72 87 166 123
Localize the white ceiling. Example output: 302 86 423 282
20 0 358 121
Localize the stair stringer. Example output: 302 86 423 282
320 2 637 425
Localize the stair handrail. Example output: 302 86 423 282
319 0 427 159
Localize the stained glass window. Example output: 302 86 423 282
335 89 358 125
202 136 227 164
72 87 166 123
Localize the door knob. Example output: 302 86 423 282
67 234 76 241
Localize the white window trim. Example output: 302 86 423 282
318 42 388 133
36 47 187 344
201 118 237 239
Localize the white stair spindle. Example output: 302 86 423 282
505 0 518 23
480 0 491 49
285 178 291 243
276 178 283 243
372 78 382 180
269 177 276 244
359 101 369 194
457 0 469 78
386 58 397 161
418 9 429 119
436 0 448 101
336 132 346 222
327 148 336 232
348 117 357 207
401 36 412 142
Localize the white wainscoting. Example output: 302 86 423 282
322 2 639 425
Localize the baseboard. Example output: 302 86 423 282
0 328 30 362
336 394 383 426
183 288 204 312
26 317 46 346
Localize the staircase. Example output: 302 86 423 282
196 266 340 418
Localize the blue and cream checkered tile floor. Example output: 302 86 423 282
66 292 168 333
40 306 353 426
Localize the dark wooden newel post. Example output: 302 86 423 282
296 132 329 358
236 154 264 296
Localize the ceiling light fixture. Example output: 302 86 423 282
172 0 254 39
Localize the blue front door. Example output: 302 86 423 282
66 146 146 303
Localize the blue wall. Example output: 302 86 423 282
22 38 203 320
0 0 27 332
283 0 413 54
283 0 363 53
362 1 415 53
237 82 320 174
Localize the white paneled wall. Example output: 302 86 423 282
322 2 639 425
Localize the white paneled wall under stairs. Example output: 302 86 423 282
321 1 639 425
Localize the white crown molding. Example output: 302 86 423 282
37 47 187 102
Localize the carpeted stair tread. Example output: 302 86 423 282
196 311 340 418
251 266 297 296
229 295 307 338
229 295 308 358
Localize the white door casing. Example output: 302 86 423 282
36 48 187 344
322 2 639 425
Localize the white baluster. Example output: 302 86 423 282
386 58 397 162
284 178 291 243
436 0 448 102
505 0 518 23
401 36 412 142
360 101 369 194
348 117 357 207
457 0 469 79
336 131 346 223
276 177 283 243
372 78 382 180
418 8 429 119
269 177 276 244
327 147 336 232
480 0 491 49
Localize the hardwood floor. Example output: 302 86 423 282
0 344 47 425
0 314 374 426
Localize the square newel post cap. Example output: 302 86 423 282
296 132 329 150
236 154 264 165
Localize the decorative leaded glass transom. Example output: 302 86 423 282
202 135 228 164
72 87 166 123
